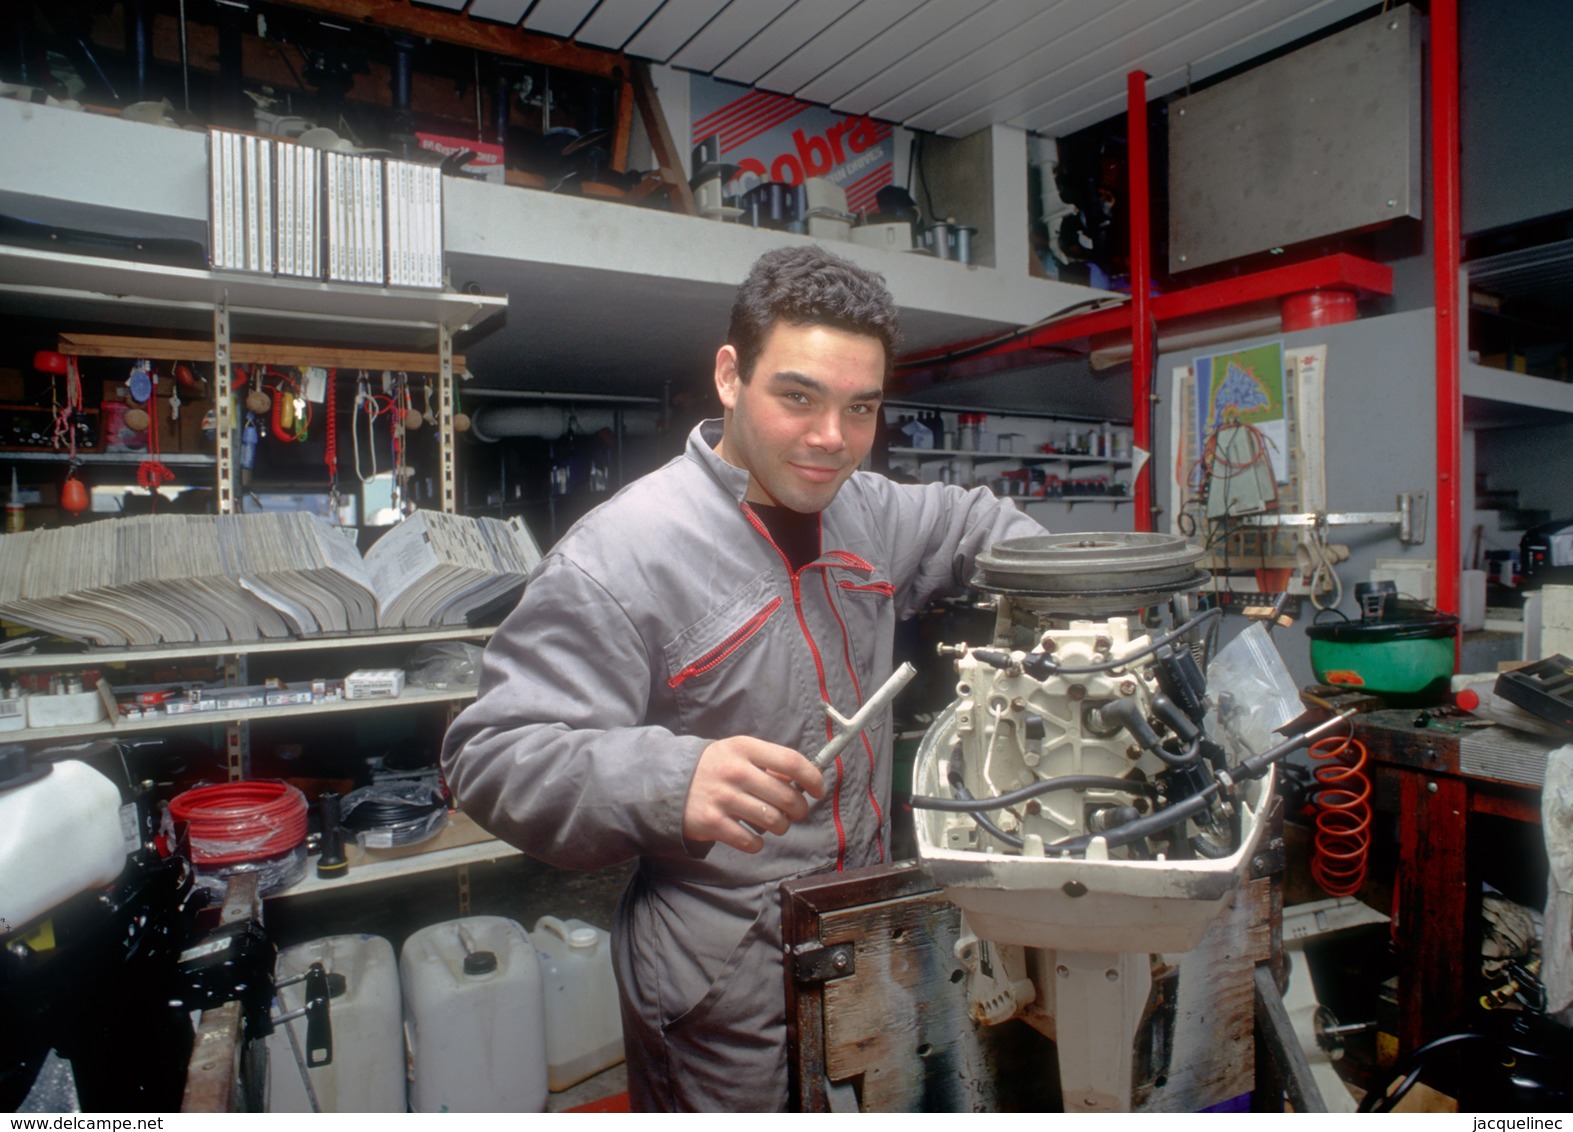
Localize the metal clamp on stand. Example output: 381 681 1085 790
1247 491 1428 545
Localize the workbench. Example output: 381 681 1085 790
1353 710 1553 1057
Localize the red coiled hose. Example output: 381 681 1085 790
1309 735 1372 897
170 780 309 866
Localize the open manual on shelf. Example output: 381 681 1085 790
233 512 377 635
362 511 542 629
0 511 543 646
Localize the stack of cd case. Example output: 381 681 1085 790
324 150 385 285
275 139 323 280
207 128 444 289
208 129 274 275
385 159 444 289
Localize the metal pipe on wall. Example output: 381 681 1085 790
469 405 658 442
1128 70 1154 533
1432 0 1462 620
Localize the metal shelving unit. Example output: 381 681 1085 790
4 684 479 745
0 247 508 785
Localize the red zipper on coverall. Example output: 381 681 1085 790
740 503 859 868
667 597 784 689
819 570 886 860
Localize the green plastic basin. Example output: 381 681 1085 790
1305 614 1458 705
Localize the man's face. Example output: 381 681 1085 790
713 322 885 514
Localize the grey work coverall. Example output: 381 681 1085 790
441 419 1044 1111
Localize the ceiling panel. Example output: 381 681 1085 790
863 0 1100 125
575 0 664 50
791 0 978 109
410 0 469 11
710 0 848 85
408 0 1385 141
896 0 1148 133
932 0 1236 137
667 0 797 74
522 0 601 38
467 0 533 25
827 0 1049 119
755 0 915 94
1008 0 1373 138
624 0 730 61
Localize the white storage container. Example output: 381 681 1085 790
400 916 546 1113
24 689 105 729
530 916 624 1092
266 934 405 1113
0 757 128 930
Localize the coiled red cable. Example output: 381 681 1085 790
170 781 308 866
324 368 338 484
1309 734 1372 897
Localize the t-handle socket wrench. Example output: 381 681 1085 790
811 662 917 771
738 662 918 838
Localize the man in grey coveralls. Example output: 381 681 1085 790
441 245 1044 1111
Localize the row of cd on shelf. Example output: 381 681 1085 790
208 127 445 289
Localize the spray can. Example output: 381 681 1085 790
240 416 259 471
6 469 23 534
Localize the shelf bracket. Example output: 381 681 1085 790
438 325 456 514
214 296 235 516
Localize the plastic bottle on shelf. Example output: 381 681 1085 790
900 414 934 449
925 410 945 450
957 413 976 451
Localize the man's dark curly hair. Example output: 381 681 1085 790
726 245 901 381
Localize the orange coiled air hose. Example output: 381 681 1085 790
1309 734 1372 897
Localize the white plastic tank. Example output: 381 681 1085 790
530 916 624 1092
400 915 547 1113
0 755 127 931
266 934 405 1113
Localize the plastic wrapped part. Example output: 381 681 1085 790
1204 622 1303 759
341 777 448 849
17 1050 81 1113
170 780 308 866
192 842 308 900
1544 744 1573 1017
407 642 484 690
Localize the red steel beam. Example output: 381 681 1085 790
1432 0 1463 619
1129 70 1155 531
894 254 1393 381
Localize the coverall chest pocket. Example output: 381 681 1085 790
662 575 785 731
828 575 896 672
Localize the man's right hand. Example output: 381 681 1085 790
683 736 827 853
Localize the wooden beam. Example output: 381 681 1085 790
611 80 636 175
268 0 629 80
59 333 466 373
630 61 696 216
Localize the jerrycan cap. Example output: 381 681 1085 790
463 950 498 976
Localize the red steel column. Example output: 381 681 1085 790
1433 0 1462 617
1128 70 1154 532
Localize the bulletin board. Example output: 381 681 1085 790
1170 343 1329 594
